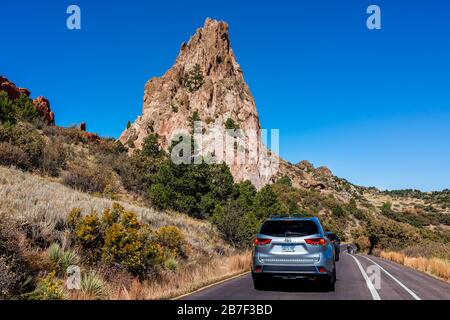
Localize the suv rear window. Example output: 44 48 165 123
260 220 319 237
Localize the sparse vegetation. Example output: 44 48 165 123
225 118 239 130
380 251 450 283
63 161 118 195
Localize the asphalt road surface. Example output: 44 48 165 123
182 251 450 300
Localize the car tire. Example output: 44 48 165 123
328 268 336 291
253 275 268 291
320 267 336 291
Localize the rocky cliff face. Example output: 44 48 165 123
119 18 353 194
119 18 278 189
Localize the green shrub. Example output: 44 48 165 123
0 91 16 124
47 243 62 265
365 219 421 254
149 183 172 210
102 221 164 276
68 204 166 276
0 91 40 124
60 249 80 272
253 185 286 220
67 208 82 231
331 204 346 218
154 226 185 257
26 272 66 300
141 134 163 158
75 214 103 254
225 118 239 130
81 272 108 299
47 243 79 274
16 94 39 122
165 258 178 271
114 151 162 196
149 161 235 219
211 200 259 248
234 180 257 213
276 175 292 187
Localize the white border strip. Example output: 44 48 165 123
347 253 381 300
361 255 421 300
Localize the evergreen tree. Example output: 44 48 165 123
184 64 204 92
141 134 163 158
253 185 286 220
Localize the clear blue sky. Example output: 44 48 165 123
1 1 449 191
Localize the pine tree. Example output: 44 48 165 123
184 64 204 92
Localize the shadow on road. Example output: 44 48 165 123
259 278 337 293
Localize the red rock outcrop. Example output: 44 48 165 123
0 76 31 100
0 76 55 125
32 96 55 125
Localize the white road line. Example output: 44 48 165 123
360 255 421 300
346 253 381 300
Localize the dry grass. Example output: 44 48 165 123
380 251 450 283
0 166 228 256
108 251 251 300
0 166 250 300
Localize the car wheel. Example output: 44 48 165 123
253 275 268 290
328 268 336 291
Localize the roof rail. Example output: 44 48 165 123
268 214 312 219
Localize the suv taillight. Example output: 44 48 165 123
254 238 272 246
305 238 326 246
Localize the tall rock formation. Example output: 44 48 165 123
119 18 278 189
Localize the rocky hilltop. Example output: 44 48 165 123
119 18 356 194
119 18 281 189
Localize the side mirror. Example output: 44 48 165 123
326 231 335 240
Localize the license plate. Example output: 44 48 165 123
281 245 295 252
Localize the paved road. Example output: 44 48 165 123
182 251 450 300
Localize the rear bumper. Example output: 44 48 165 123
252 253 334 278
252 265 331 279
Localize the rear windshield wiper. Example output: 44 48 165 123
284 231 306 237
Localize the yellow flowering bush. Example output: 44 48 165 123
69 204 166 276
27 272 66 300
154 226 185 257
